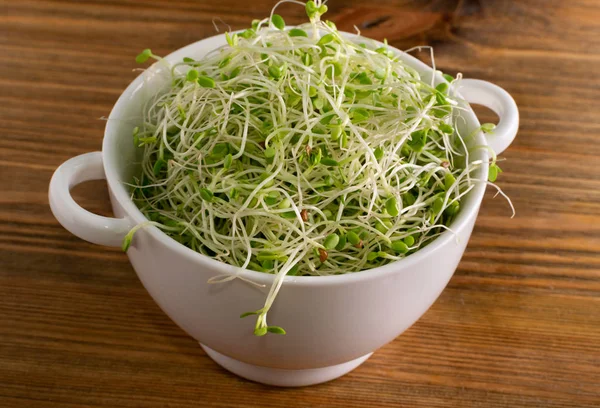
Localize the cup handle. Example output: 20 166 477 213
459 79 519 155
48 151 133 247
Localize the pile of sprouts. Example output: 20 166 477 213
124 0 503 336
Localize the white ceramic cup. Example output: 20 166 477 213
49 32 519 387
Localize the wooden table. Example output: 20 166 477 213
2 0 599 406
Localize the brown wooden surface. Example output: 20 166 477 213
1 0 599 406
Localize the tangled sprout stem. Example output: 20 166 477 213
127 0 488 336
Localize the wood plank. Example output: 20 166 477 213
0 0 598 406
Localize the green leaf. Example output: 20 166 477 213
266 326 286 335
374 146 384 161
264 147 276 159
223 153 233 169
313 97 324 110
271 14 285 30
135 48 152 64
432 197 444 215
305 1 318 18
200 188 214 202
433 93 451 118
326 61 342 77
374 68 386 80
268 64 285 79
481 123 496 133
153 158 166 176
347 231 360 246
197 75 215 88
264 191 279 206
375 219 392 233
229 66 241 79
355 72 372 85
488 164 502 182
391 240 408 253
287 264 300 276
443 73 454 82
254 326 268 336
320 157 339 166
186 69 199 82
385 197 399 217
403 191 416 206
281 211 297 219
367 252 379 261
340 131 348 148
407 129 428 152
240 29 255 39
240 310 262 318
122 235 133 252
177 105 186 121
278 198 291 210
350 108 370 123
335 234 347 250
288 28 308 37
445 200 460 216
324 233 340 250
329 125 342 141
439 123 454 134
435 82 448 93
302 52 313 66
318 34 335 45
261 259 274 270
218 56 231 68
444 173 456 190
212 143 229 157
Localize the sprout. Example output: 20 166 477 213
323 233 340 250
197 76 215 88
489 163 502 182
186 69 199 82
391 240 409 253
347 231 360 246
481 123 496 133
288 28 308 37
200 188 214 202
135 48 152 64
126 0 490 336
271 14 285 30
385 197 399 217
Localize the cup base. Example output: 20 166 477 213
200 343 372 387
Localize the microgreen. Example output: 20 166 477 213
288 28 308 37
197 75 215 88
324 233 340 250
489 163 502 182
385 197 399 217
271 14 285 30
481 123 496 133
135 48 153 64
127 0 495 337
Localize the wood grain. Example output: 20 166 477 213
1 0 599 406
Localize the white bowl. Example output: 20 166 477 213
48 32 518 387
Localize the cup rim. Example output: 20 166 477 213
103 31 489 287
